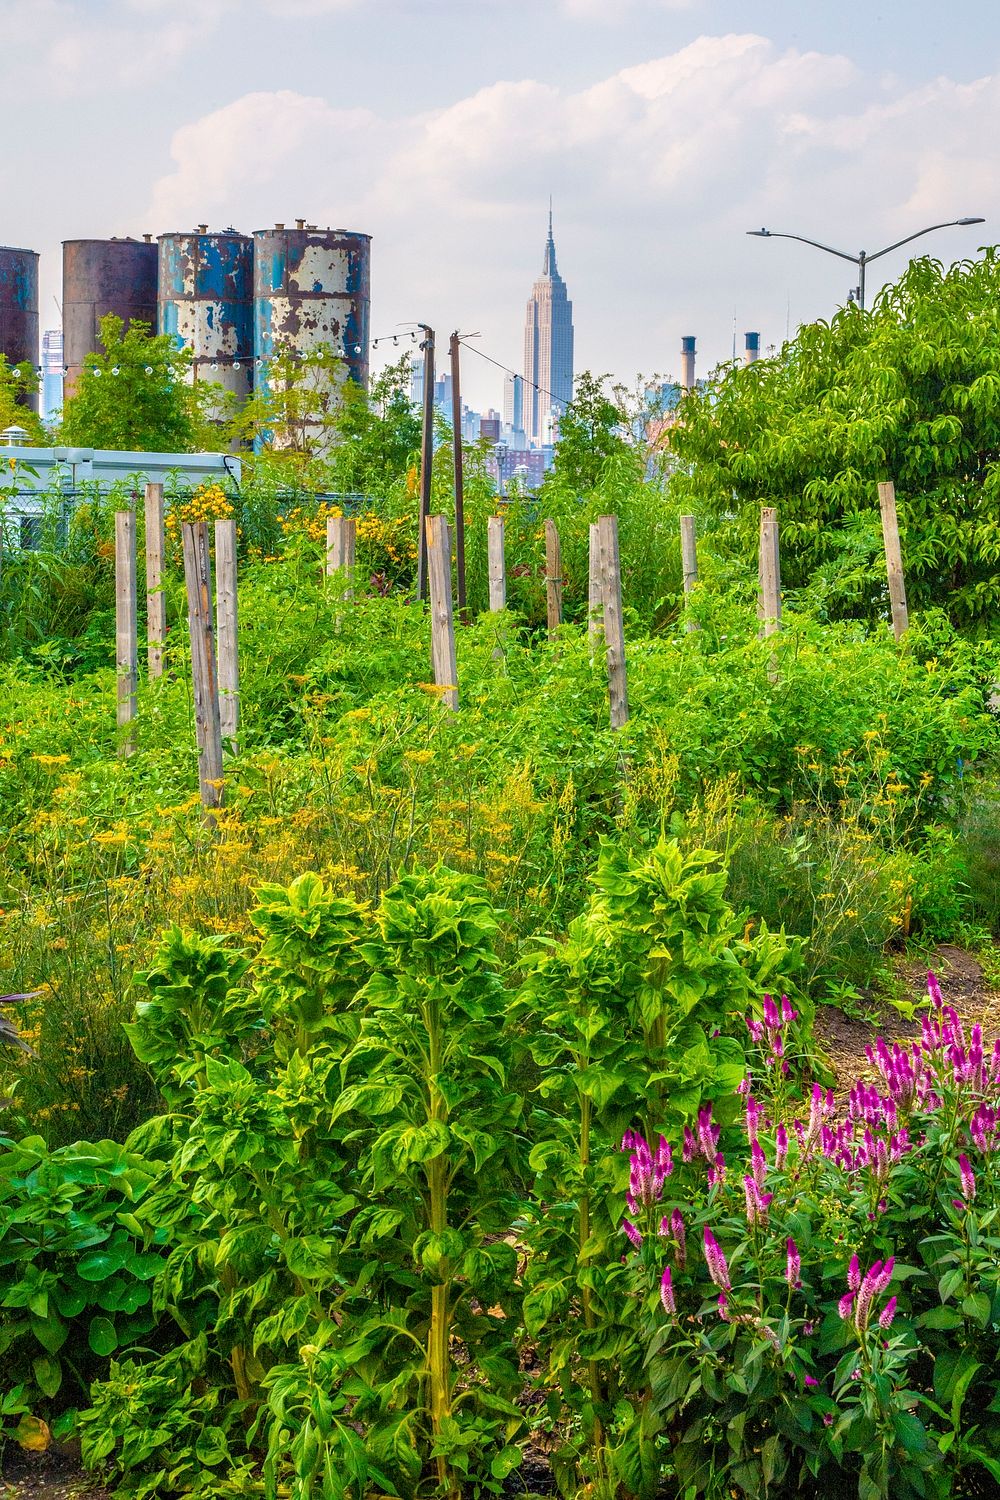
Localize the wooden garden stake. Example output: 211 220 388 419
487 515 506 611
115 510 137 755
144 482 166 679
326 514 357 632
544 518 563 636
598 514 629 729
680 513 699 631
181 521 223 812
215 518 239 752
425 514 458 711
878 481 909 641
588 521 603 656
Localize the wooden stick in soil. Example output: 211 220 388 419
588 521 603 657
598 513 629 729
325 514 357 632
181 521 223 812
115 510 137 755
680 513 699 632
214 518 239 753
757 506 781 637
544 518 562 637
144 482 166 679
425 514 459 711
877 481 909 642
487 514 506 612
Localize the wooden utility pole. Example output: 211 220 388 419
215 518 239 752
877 481 909 641
181 521 223 813
544 519 563 636
144 482 166 678
680 514 698 631
115 510 137 754
757 507 781 637
449 332 467 617
426 514 458 711
416 324 435 602
487 515 506 611
598 514 629 729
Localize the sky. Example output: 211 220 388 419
6 0 999 409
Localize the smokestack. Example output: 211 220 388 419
744 331 760 366
680 335 696 393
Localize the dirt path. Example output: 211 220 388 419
0 1451 108 1500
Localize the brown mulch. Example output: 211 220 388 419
0 1449 109 1500
815 944 1000 1088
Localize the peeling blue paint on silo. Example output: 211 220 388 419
157 229 254 401
0 246 40 412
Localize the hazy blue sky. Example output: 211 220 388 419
7 0 998 406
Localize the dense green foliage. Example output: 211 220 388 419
672 251 1000 625
59 315 196 454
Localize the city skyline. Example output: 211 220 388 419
523 208 574 447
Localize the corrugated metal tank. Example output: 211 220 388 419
158 228 254 400
63 237 158 397
0 247 40 412
253 223 371 390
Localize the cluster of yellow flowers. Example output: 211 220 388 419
165 482 234 533
277 500 343 542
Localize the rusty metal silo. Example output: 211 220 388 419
0 246 39 411
63 237 158 397
253 222 371 390
158 227 254 402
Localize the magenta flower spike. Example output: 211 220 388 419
750 1139 768 1190
660 1263 676 1315
775 1122 788 1169
958 1154 977 1201
702 1227 731 1290
622 1218 643 1249
837 1292 855 1321
785 1237 801 1287
670 1209 687 1268
848 1254 861 1292
879 1296 897 1329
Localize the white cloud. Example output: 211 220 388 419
141 36 999 401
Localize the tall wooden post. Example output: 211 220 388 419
416 325 435 602
758 507 781 637
544 519 563 637
215 518 239 752
181 521 223 812
598 514 629 729
449 332 467 618
680 513 699 632
326 513 357 632
144 482 166 678
588 521 603 656
115 510 137 755
487 515 506 611
877 481 909 641
426 514 458 711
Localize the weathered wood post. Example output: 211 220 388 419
487 515 506 611
426 514 458 711
680 513 699 631
144 482 166 679
598 514 629 729
758 506 781 637
326 513 357 632
544 518 563 637
877 481 909 642
181 521 223 812
115 510 137 754
215 518 239 752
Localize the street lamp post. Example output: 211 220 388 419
747 217 985 310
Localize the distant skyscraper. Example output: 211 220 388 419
523 208 573 448
42 329 63 422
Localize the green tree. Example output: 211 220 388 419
324 355 421 498
671 249 1000 627
551 370 632 492
59 315 195 453
0 358 45 444
230 342 346 467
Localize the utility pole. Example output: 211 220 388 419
449 331 467 618
416 324 435 602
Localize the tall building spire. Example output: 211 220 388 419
543 198 557 277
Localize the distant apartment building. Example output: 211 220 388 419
523 209 574 448
42 329 63 422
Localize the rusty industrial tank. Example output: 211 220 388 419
253 222 371 389
158 227 253 401
0 246 40 411
63 237 158 397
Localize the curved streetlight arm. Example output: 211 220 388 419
748 229 858 266
863 219 985 265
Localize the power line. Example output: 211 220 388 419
457 338 568 413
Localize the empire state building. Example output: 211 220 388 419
523 209 574 447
